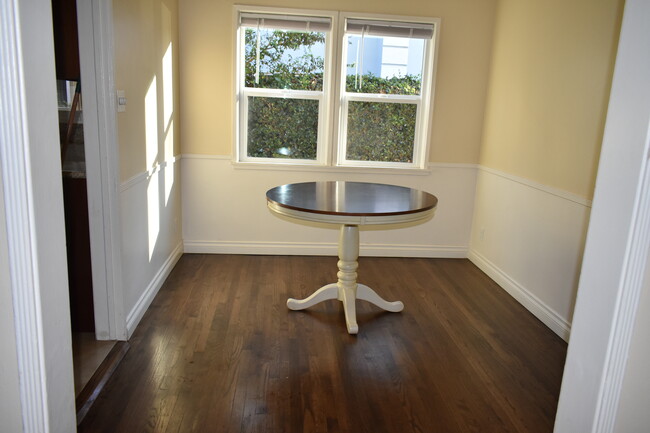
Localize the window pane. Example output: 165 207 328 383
244 28 325 91
57 79 80 109
346 35 424 95
247 96 319 160
346 101 416 163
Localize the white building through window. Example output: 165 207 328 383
381 37 410 78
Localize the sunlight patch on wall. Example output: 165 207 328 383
145 76 161 260
164 121 174 206
147 173 160 261
162 42 175 206
163 43 174 130
145 76 159 171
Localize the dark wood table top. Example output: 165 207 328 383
266 181 437 217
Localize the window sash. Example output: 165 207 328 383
337 95 422 167
239 88 327 164
343 93 421 104
236 8 333 165
243 87 323 100
337 17 433 168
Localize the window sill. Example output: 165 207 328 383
231 160 432 176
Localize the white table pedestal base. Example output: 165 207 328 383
286 224 404 334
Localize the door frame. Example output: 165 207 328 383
76 0 126 340
1 0 77 430
4 0 650 431
1 0 124 429
553 0 650 431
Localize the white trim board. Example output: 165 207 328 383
468 249 571 340
0 2 50 428
77 0 126 341
126 241 184 337
119 155 183 336
478 165 593 207
555 0 650 429
1 0 77 430
182 153 477 175
121 155 181 192
596 146 650 431
469 166 592 341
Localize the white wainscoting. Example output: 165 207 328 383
120 157 183 337
181 156 591 339
469 167 593 340
181 155 477 258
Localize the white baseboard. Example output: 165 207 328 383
184 240 467 258
468 248 571 341
126 241 184 337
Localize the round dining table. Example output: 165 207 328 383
266 181 438 334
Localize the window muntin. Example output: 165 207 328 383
235 9 438 169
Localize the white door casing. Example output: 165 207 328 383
554 0 650 431
0 0 76 431
76 0 126 340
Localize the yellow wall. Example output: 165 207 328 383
116 0 623 195
113 0 180 181
178 0 498 164
480 0 624 199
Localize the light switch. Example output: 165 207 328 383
116 90 127 112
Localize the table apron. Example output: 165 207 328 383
266 202 435 225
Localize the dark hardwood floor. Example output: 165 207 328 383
78 254 567 433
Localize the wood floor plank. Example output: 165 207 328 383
78 255 567 433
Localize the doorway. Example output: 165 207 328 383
51 0 128 422
52 0 113 393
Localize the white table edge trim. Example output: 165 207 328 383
266 201 436 225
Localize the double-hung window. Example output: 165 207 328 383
237 11 334 164
338 18 435 167
235 7 439 169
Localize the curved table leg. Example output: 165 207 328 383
287 283 338 310
286 224 404 334
339 285 359 334
357 284 404 312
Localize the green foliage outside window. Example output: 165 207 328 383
244 29 420 162
346 101 417 163
345 72 421 96
247 97 319 159
244 29 325 91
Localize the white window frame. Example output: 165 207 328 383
234 6 337 165
336 13 439 169
233 7 440 170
